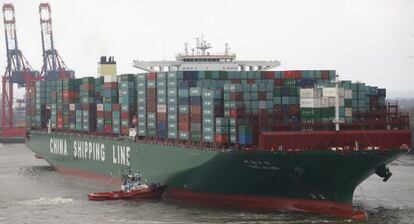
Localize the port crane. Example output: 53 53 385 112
39 3 74 79
1 3 41 137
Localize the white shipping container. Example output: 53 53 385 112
168 132 177 138
157 105 166 113
168 89 176 95
137 82 145 89
259 101 266 109
321 97 329 108
129 128 137 137
345 108 353 117
326 97 345 107
158 89 165 95
179 132 189 138
300 98 319 108
190 87 201 96
300 88 321 98
69 103 75 111
345 89 352 99
322 88 336 97
323 87 346 98
328 97 336 107
340 88 345 98
137 89 145 95
96 104 104 111
103 75 117 83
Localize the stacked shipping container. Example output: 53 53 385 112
28 70 391 146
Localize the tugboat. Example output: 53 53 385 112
88 172 165 201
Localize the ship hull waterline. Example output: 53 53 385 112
26 131 407 220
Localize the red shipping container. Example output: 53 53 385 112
157 113 167 122
231 80 241 84
104 125 113 133
179 122 189 131
261 71 275 79
230 108 245 118
283 71 296 79
230 93 243 101
121 112 129 119
288 105 300 114
104 111 112 118
112 104 120 111
179 115 189 123
190 105 201 114
63 91 74 99
321 71 329 80
81 104 88 110
121 127 129 135
294 70 302 80
82 83 94 91
247 79 256 84
148 72 157 80
147 104 156 113
190 113 201 122
103 82 117 89
97 111 104 117
215 134 228 144
274 79 283 86
147 88 156 96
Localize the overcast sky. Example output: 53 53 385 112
2 0 414 96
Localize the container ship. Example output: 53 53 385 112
26 37 411 220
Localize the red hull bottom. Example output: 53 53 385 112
52 165 366 220
165 189 367 221
54 165 121 186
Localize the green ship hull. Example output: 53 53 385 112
27 131 407 220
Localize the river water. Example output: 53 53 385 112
0 144 413 224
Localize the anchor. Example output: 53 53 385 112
375 164 392 182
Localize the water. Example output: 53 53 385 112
0 144 413 224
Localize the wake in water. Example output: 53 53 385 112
19 197 74 206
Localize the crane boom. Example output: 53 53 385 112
39 3 74 79
2 3 40 133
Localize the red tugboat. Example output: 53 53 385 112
88 172 165 201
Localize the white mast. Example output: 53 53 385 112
334 73 340 132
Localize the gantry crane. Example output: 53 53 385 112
2 3 41 136
39 3 74 79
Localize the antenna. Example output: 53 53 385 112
162 42 165 61
193 37 200 55
184 42 188 55
195 34 211 55
225 43 229 55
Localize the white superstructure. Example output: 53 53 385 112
133 36 280 72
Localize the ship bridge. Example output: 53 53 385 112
133 36 280 72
